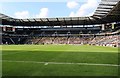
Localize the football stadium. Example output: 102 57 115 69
0 0 120 77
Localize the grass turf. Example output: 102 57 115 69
2 45 119 76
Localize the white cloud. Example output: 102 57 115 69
14 8 49 19
67 1 79 9
69 0 100 17
36 8 49 18
14 11 29 19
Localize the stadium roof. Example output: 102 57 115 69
0 0 120 26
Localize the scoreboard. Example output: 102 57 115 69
2 26 15 32
102 23 114 30
6 27 13 31
105 23 112 30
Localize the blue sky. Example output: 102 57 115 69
0 0 101 18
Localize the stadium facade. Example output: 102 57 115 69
0 0 120 47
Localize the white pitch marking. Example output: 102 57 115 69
44 63 48 65
2 60 120 67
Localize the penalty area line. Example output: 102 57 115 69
2 60 120 67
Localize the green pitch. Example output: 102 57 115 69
2 45 119 76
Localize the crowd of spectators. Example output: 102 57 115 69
26 35 119 47
89 35 119 47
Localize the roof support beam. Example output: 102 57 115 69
27 19 31 22
33 19 37 22
56 18 61 26
70 18 73 27
97 7 113 9
94 12 108 14
63 18 67 27
88 17 94 25
96 10 110 12
99 4 116 6
46 18 50 26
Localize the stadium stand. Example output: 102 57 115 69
0 0 120 48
